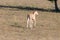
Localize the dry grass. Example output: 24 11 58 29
0 0 54 9
0 8 60 40
0 0 60 40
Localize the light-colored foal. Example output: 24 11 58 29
27 11 38 29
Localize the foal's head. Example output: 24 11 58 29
33 11 38 15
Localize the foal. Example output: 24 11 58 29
27 11 38 29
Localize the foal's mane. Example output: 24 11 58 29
33 11 35 14
33 11 37 14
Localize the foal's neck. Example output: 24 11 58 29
33 11 36 16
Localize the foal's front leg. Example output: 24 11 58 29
34 19 36 26
27 18 29 28
30 20 33 29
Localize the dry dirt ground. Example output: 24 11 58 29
0 0 60 40
0 8 60 40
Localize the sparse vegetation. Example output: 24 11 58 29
0 0 60 40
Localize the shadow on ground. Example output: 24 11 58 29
0 5 60 12
10 22 24 28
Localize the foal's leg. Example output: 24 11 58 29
27 18 29 28
30 20 33 29
34 19 36 27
